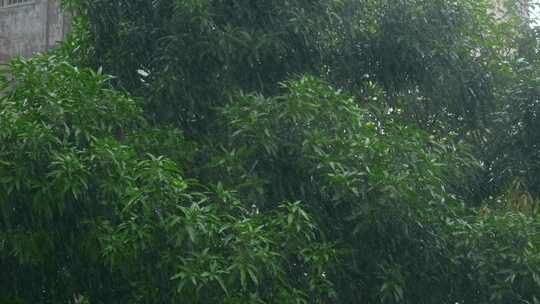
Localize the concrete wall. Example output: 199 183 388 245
0 0 69 61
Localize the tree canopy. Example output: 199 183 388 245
2 0 540 303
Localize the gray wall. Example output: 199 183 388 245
0 0 69 61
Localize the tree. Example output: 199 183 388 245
62 0 540 201
0 55 335 304
62 0 515 130
2 0 540 302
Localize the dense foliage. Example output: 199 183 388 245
0 56 335 303
2 0 540 303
